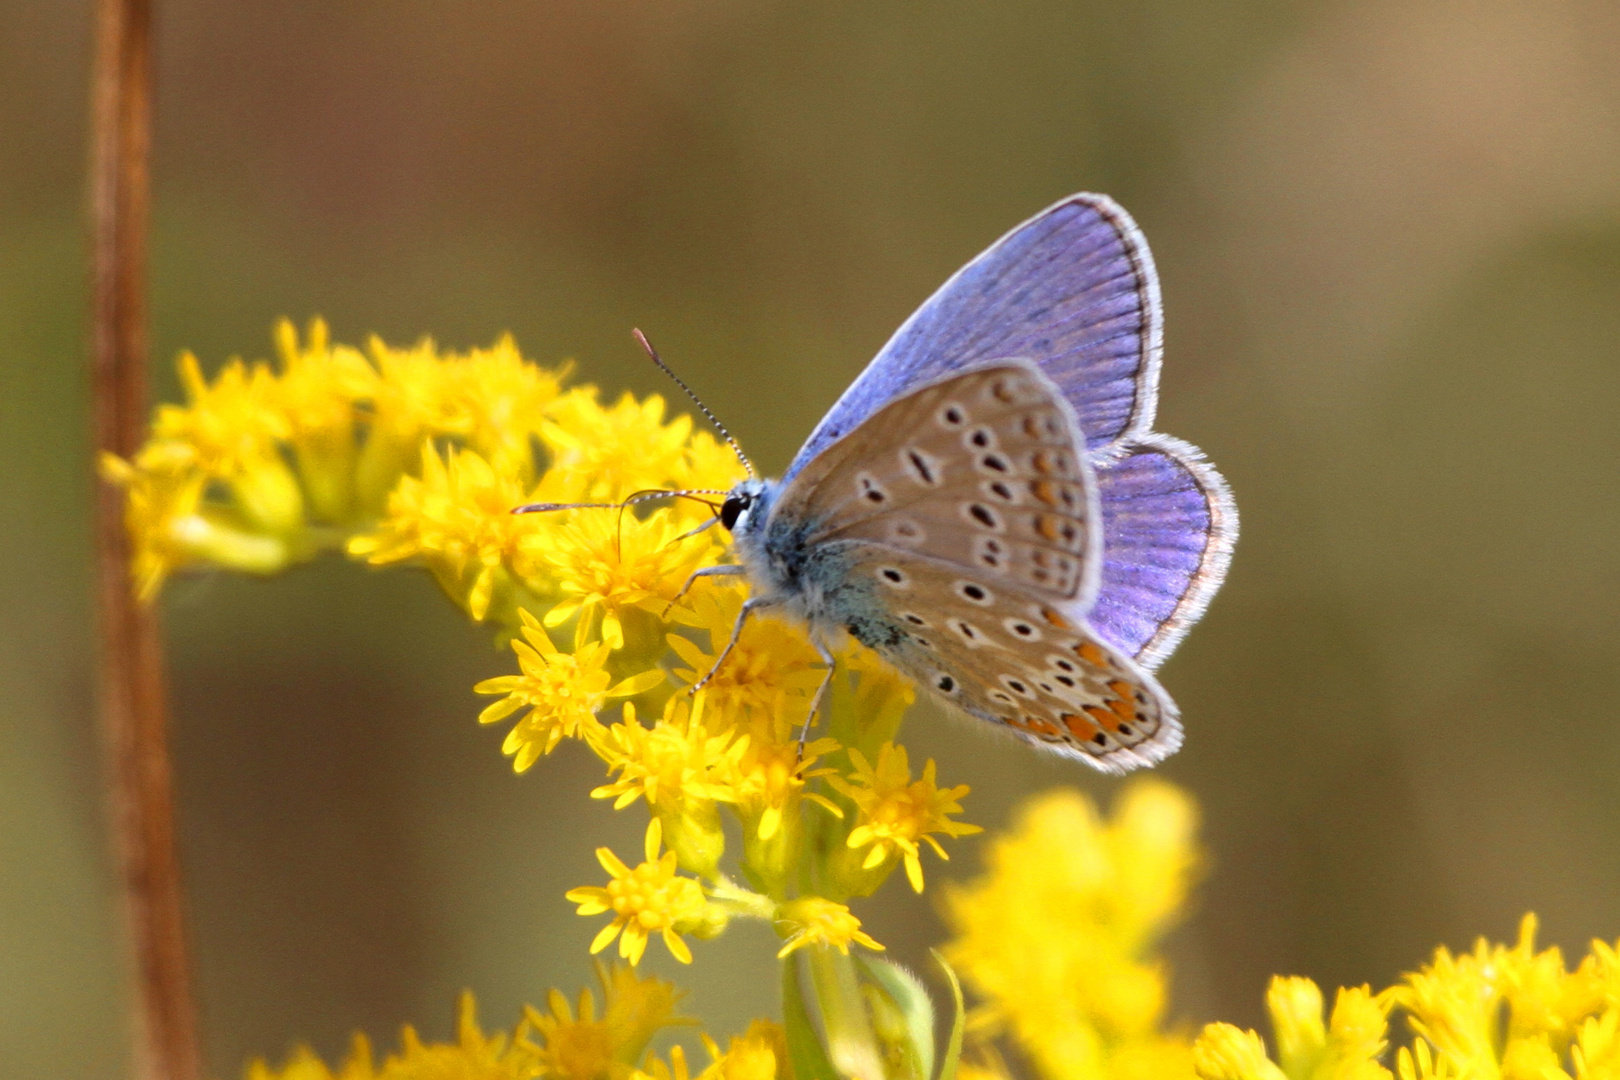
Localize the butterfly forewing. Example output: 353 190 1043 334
841 543 1182 772
776 360 1103 606
786 193 1163 478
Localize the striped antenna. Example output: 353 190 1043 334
633 328 756 478
512 488 731 515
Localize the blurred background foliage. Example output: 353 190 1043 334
2 1 1618 1076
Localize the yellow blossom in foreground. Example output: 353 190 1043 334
1194 983 1396 1080
699 1020 789 1080
568 820 712 965
474 610 664 772
526 963 690 1080
1194 1025 1288 1080
945 781 1199 1080
830 742 980 893
1192 915 1620 1080
244 992 537 1080
774 896 884 959
633 1045 696 1080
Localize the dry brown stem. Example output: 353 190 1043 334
90 0 202 1077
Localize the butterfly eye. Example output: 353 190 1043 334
720 494 749 530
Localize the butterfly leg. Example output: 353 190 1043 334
797 637 837 759
669 516 721 545
690 596 780 693
664 563 746 616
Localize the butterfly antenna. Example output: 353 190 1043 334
512 489 730 515
633 328 756 479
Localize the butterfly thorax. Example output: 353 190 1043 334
722 477 904 651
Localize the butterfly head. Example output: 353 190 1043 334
719 477 772 534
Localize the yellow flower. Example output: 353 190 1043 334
100 452 293 598
567 819 714 966
1194 915 1620 1080
1194 1025 1288 1080
526 506 718 651
450 334 568 479
593 701 742 811
1253 977 1393 1080
348 444 540 621
272 318 377 430
1389 914 1606 1080
631 1045 695 1080
152 351 306 533
352 333 469 513
830 742 980 893
944 782 1199 1080
474 610 663 772
774 896 883 959
667 586 823 741
721 735 843 843
366 333 471 438
698 1021 788 1080
271 317 377 524
246 1037 378 1080
591 700 744 878
527 964 689 1080
245 992 536 1080
154 351 290 478
1392 1041 1458 1080
539 389 696 505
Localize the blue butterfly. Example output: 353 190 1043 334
546 194 1236 772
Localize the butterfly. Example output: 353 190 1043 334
536 194 1236 773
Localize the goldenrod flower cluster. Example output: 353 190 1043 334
113 324 1620 1080
115 323 985 1079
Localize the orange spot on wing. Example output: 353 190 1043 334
1023 715 1061 738
1040 606 1071 629
1030 479 1059 507
1084 705 1119 732
1031 449 1071 477
1076 642 1107 667
1059 712 1098 739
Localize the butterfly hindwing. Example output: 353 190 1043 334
773 359 1103 606
840 542 1182 773
1089 434 1238 669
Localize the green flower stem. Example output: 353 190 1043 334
806 944 886 1080
706 878 776 922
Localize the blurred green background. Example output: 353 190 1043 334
4 2 1619 1076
